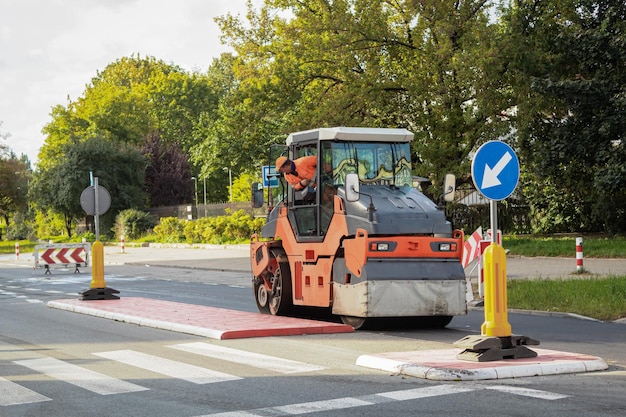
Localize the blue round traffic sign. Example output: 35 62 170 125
471 141 520 201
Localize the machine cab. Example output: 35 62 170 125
271 127 415 241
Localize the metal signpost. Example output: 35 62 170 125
455 141 539 361
79 177 119 300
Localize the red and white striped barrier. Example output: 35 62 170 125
462 227 483 268
34 243 91 274
576 237 583 272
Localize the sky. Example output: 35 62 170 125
0 0 261 167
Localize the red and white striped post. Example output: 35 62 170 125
121 235 125 254
576 237 584 272
15 242 19 260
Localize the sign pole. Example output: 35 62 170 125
79 177 119 301
455 140 538 361
489 201 497 244
94 177 100 240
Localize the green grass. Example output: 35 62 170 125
503 235 626 258
508 276 626 321
0 240 36 254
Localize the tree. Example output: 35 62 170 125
142 132 194 206
39 56 223 190
210 0 513 195
0 151 31 235
31 136 146 237
232 172 261 202
504 0 626 233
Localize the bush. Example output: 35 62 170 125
69 231 96 243
153 217 187 243
33 210 66 238
6 212 34 240
152 210 264 244
115 209 158 240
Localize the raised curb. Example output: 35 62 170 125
47 297 354 339
356 348 608 381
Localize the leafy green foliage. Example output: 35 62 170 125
153 217 187 243
153 210 264 244
6 212 33 240
0 149 31 231
212 0 513 193
142 132 194 206
114 209 158 240
30 136 147 238
33 210 66 239
232 172 262 203
505 0 626 234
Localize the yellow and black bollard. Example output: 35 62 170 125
79 240 119 300
454 243 538 362
480 243 512 337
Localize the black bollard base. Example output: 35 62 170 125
454 334 540 362
79 287 120 300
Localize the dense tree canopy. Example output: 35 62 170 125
10 0 625 237
504 0 626 233
30 137 146 237
142 132 194 206
0 150 31 231
206 0 513 193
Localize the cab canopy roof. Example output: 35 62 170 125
286 127 414 145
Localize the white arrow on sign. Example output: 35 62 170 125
481 151 513 189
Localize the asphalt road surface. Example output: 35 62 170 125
1 245 625 417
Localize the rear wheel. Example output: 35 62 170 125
340 316 368 330
253 249 293 316
418 315 453 328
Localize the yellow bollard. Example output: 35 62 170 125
480 243 512 337
90 240 106 288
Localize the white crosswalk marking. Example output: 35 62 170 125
377 384 475 400
196 383 567 417
94 350 241 384
486 385 569 400
3 343 570 411
169 342 325 374
0 376 51 406
14 357 148 395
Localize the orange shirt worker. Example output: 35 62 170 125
275 155 317 191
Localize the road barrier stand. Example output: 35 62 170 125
34 243 91 274
576 237 584 272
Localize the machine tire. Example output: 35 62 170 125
254 249 293 316
414 315 453 328
253 278 270 314
340 316 368 330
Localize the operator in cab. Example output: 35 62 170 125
275 155 317 191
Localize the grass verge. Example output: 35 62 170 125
504 235 626 258
507 276 626 321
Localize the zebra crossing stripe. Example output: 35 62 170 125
168 342 326 374
376 384 475 400
0 376 51 406
94 350 242 384
14 357 148 395
486 385 569 400
196 382 567 417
